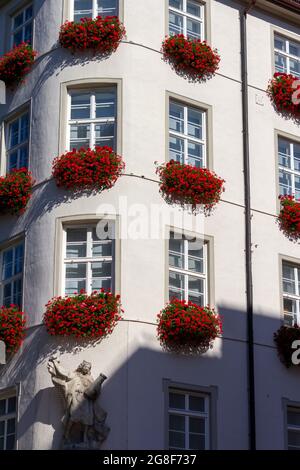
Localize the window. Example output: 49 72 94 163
0 393 17 450
6 112 30 173
274 34 300 78
11 4 33 46
169 232 207 306
0 243 24 308
72 0 118 22
68 88 117 150
278 137 300 200
168 389 209 450
287 407 300 450
282 261 300 326
169 100 206 168
169 0 204 40
63 224 114 296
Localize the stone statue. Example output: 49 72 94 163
47 357 110 449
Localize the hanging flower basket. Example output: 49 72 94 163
156 160 225 214
0 306 26 354
162 35 220 82
157 299 222 354
0 168 34 216
52 146 125 193
274 325 300 368
0 42 37 87
44 290 122 339
59 16 126 54
267 72 300 120
278 195 300 242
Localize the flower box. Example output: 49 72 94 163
156 160 225 214
52 146 125 192
274 325 300 368
0 306 26 354
0 169 34 216
157 299 222 354
162 35 220 82
44 290 122 339
0 42 37 87
267 72 300 119
278 195 300 242
59 16 126 54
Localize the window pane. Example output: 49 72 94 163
71 93 91 119
189 416 205 433
92 242 112 257
65 280 86 295
0 399 6 415
19 146 29 169
187 19 201 40
92 278 111 291
290 41 300 58
189 395 205 412
25 5 33 21
66 244 87 258
24 23 32 44
0 421 4 436
288 410 300 427
288 430 300 447
9 120 19 148
169 272 185 299
67 229 87 243
189 433 205 450
7 397 16 414
169 414 185 432
8 152 18 172
13 30 23 46
294 144 300 172
188 141 204 168
170 102 184 134
275 53 287 73
169 392 185 410
187 1 201 17
98 0 118 17
169 12 184 36
3 284 12 307
13 12 24 29
66 263 87 279
290 59 300 77
278 139 291 168
13 279 23 307
279 170 293 196
188 108 203 139
20 114 29 142
283 264 296 294
7 418 15 434
74 0 93 21
169 136 185 163
3 250 13 280
0 437 4 450
188 276 204 294
70 124 90 149
95 90 116 118
6 434 15 450
170 0 183 9
275 36 286 52
169 431 185 449
15 245 24 275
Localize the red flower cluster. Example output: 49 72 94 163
157 299 222 354
0 169 34 216
52 146 125 192
44 290 122 339
274 325 300 368
278 195 300 242
156 160 225 214
162 35 220 82
0 42 37 87
0 306 26 354
267 72 300 119
59 16 126 54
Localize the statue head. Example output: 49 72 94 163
76 361 92 375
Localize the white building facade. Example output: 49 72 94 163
0 0 299 451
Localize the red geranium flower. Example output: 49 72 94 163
52 146 125 192
162 34 220 82
278 195 300 242
0 306 26 354
274 325 300 368
0 42 37 87
156 160 225 214
59 16 126 54
267 72 300 120
0 168 34 216
44 290 122 339
157 298 222 354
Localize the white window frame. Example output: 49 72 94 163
70 0 119 21
0 242 24 309
6 111 30 173
278 137 300 200
287 407 300 450
11 4 33 47
169 100 207 168
168 388 210 450
274 33 300 77
169 0 205 41
0 392 17 451
62 224 115 296
169 232 208 306
67 88 117 151
282 261 300 326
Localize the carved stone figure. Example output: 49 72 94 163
47 357 110 449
